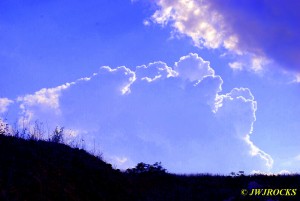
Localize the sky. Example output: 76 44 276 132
0 0 300 174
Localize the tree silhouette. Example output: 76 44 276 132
126 162 166 174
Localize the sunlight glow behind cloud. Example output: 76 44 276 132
12 53 273 173
150 0 300 74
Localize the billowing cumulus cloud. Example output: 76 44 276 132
215 88 273 168
16 77 95 127
17 82 75 126
150 0 300 73
10 53 272 174
136 61 177 82
174 53 214 82
151 0 228 49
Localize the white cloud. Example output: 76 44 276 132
111 156 129 166
98 66 136 94
227 88 254 101
150 0 261 72
215 87 273 169
136 61 177 82
250 56 270 73
106 155 136 170
150 0 300 74
0 98 13 114
174 53 214 82
143 20 150 26
277 170 292 175
244 135 273 168
294 154 300 161
60 54 272 173
16 75 96 127
16 82 74 125
251 169 293 176
151 0 227 49
228 62 243 71
293 73 300 83
18 83 74 111
8 53 272 173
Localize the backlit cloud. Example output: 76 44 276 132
9 53 272 173
16 76 95 126
215 87 273 169
150 0 300 73
174 53 214 82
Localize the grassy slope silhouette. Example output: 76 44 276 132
0 134 300 201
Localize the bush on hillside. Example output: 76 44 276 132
126 162 166 174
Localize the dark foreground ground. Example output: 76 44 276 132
0 134 299 201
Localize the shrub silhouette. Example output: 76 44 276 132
0 118 10 135
50 126 64 143
126 162 166 174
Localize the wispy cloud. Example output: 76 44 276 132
0 98 13 114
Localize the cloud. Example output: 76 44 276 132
151 0 227 49
98 66 136 94
10 53 272 173
136 61 177 82
295 154 300 161
18 83 74 111
251 169 293 176
174 53 214 82
215 87 273 169
16 76 96 126
210 0 300 72
16 82 74 126
292 73 300 83
150 0 300 73
109 156 130 168
229 62 243 71
0 98 13 114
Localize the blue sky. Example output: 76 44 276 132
1 0 300 174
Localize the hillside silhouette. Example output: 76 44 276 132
0 134 300 201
